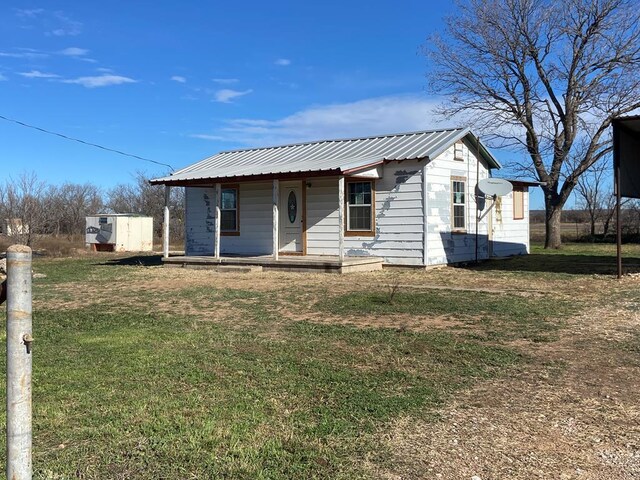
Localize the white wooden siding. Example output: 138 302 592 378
185 183 272 256
305 161 425 264
425 140 491 265
491 188 530 257
185 186 216 256
220 182 272 255
306 178 340 255
347 160 425 265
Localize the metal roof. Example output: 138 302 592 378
151 127 502 185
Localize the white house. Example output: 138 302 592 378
151 128 534 272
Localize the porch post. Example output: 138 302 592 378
163 185 171 259
214 183 221 259
272 179 279 260
422 165 428 266
338 176 345 262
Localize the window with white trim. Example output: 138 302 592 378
452 179 466 231
220 186 239 233
346 181 374 234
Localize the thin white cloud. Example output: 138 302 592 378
14 8 44 18
189 134 226 141
171 75 187 83
212 78 239 84
58 47 88 56
0 74 7 81
15 9 82 36
274 58 291 66
49 12 82 36
214 88 253 103
62 74 136 88
196 95 449 145
19 70 60 79
0 50 48 59
96 67 113 73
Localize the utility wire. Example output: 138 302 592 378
0 113 174 171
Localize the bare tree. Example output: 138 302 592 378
0 172 46 246
107 171 184 240
426 0 640 248
573 158 612 236
57 183 104 236
624 200 640 237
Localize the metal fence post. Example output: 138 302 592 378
6 244 33 480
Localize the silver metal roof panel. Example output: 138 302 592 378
151 128 501 184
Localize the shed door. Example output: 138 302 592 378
279 182 304 253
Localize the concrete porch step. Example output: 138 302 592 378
166 263 263 273
162 254 384 274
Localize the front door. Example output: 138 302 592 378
279 181 304 254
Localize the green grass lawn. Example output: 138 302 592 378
0 244 625 478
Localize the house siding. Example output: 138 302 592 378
347 160 425 265
185 183 272 256
425 140 491 265
220 182 272 255
185 186 216 256
305 161 425 265
306 178 340 255
491 188 530 257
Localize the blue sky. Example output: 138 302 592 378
0 1 545 207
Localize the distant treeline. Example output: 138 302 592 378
0 172 184 247
531 205 640 241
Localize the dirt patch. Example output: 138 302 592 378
368 306 640 479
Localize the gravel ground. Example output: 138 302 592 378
369 304 640 479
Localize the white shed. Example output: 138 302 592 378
2 218 29 236
85 214 153 252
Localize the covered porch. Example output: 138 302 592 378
162 253 384 274
158 170 381 271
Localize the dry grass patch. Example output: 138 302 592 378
368 305 640 480
18 244 640 478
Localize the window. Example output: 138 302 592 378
346 180 374 235
513 187 524 220
454 141 465 161
220 185 239 234
451 178 466 231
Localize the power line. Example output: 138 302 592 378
0 113 174 171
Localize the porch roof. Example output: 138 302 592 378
150 127 501 186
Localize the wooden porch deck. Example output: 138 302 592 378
162 254 384 274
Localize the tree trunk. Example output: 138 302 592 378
603 217 611 237
545 205 563 249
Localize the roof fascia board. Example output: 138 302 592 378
453 131 502 170
150 168 342 186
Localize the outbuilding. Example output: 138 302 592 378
151 128 534 272
85 214 153 252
